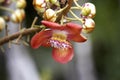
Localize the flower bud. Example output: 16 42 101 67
11 9 25 23
33 0 46 13
82 18 95 33
16 0 26 9
0 17 6 31
81 7 91 16
81 2 96 18
43 9 57 22
49 0 57 4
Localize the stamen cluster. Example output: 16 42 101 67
50 39 70 49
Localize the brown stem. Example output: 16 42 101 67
0 28 41 45
56 0 73 22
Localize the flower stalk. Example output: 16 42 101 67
69 10 84 23
0 6 14 13
73 0 82 9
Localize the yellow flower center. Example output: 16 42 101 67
50 30 71 49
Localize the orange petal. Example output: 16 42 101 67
52 47 74 64
68 34 87 42
41 39 51 47
66 23 82 34
31 30 52 49
41 20 62 29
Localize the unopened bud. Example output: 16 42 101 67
81 7 91 16
11 9 25 23
81 2 96 18
33 0 46 13
0 17 6 31
49 0 57 4
16 0 26 9
43 9 57 22
82 18 95 33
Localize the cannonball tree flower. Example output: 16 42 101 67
81 2 96 18
31 20 87 64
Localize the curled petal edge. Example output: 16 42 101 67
31 30 52 49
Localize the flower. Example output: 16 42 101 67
81 2 96 18
31 20 87 64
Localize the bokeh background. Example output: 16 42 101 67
0 0 120 80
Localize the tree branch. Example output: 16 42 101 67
56 0 73 22
0 28 41 45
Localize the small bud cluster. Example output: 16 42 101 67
81 3 96 18
33 0 60 22
32 0 96 34
0 0 26 32
11 0 26 23
81 2 96 33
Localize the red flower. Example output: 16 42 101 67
31 20 87 64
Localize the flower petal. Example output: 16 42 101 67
52 47 74 64
41 20 65 30
69 34 87 42
66 22 83 34
66 23 87 42
31 30 52 49
41 39 51 47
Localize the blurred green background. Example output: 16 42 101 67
92 0 120 80
0 0 120 80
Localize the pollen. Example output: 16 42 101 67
50 32 71 49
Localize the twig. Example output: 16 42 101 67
69 10 84 23
0 28 41 45
0 6 14 13
56 0 73 22
27 16 38 42
30 17 38 28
